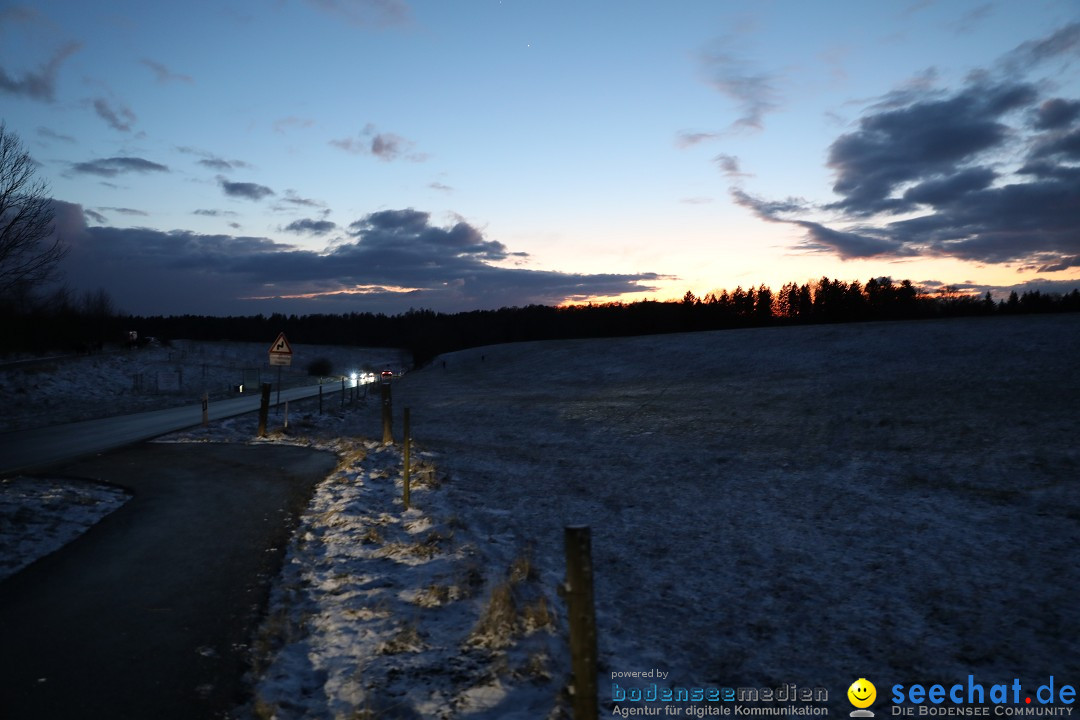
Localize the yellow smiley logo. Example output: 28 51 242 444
848 678 877 709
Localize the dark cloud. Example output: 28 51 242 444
53 204 663 315
0 41 80 102
1030 128 1080 162
732 27 1080 274
723 24 1080 274
92 97 136 132
900 167 997 206
731 189 904 258
219 177 275 201
1034 98 1080 130
700 45 779 131
1035 256 1080 273
140 58 193 84
825 80 1036 215
795 220 907 259
83 209 106 224
285 218 336 235
342 209 510 261
70 156 169 177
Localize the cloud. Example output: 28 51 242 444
280 190 323 207
92 97 136 132
70 156 169 177
219 177 275 201
304 0 410 27
285 218 336 235
700 45 780 131
140 58 193 84
83 209 106 224
37 126 75 144
825 80 1036 215
330 124 426 161
1033 98 1080 130
198 158 235 171
714 153 750 179
371 132 408 160
730 189 904 259
676 131 721 148
1035 256 1080 273
98 206 149 217
53 204 663 315
193 209 239 217
177 146 251 171
428 182 453 192
999 22 1080 74
730 24 1080 273
0 41 80 102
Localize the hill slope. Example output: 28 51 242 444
388 313 1080 708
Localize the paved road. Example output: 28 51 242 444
0 442 338 720
0 380 358 476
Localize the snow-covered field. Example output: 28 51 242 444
0 475 129 581
2 315 1078 718
385 313 1080 714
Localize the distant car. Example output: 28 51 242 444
380 369 393 382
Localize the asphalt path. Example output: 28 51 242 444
0 442 339 720
0 380 358 476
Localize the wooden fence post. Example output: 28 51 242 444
257 382 271 437
403 407 411 510
565 525 598 720
381 380 393 445
201 392 209 427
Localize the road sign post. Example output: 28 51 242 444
268 332 293 412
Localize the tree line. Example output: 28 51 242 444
5 276 1079 365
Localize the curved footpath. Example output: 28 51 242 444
0 442 338 720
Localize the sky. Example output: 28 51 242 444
2 0 1079 316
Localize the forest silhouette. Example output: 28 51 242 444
7 276 1080 364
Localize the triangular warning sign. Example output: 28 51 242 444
269 332 293 355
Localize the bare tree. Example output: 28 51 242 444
0 123 66 301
